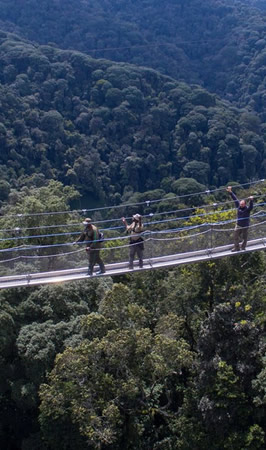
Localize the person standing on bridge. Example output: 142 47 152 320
122 214 144 269
75 218 105 276
226 186 253 251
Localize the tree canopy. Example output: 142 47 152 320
0 0 266 119
0 2 266 449
0 32 264 209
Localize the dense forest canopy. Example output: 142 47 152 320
0 32 265 206
0 2 266 450
0 248 266 449
0 0 266 119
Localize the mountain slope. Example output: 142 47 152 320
0 0 265 119
0 31 265 206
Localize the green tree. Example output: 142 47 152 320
194 301 265 449
39 283 194 449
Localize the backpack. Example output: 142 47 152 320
99 231 104 242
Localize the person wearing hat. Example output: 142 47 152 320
122 214 144 269
75 218 105 275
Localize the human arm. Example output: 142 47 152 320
247 196 254 211
226 186 239 208
121 217 128 227
122 217 131 233
73 232 85 244
74 229 93 246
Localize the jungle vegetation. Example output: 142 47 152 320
0 242 265 449
0 1 265 449
0 31 265 208
0 0 266 119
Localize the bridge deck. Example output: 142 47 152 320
0 237 265 289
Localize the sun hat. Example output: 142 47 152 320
82 218 92 225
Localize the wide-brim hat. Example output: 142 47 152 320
133 214 141 222
82 218 92 225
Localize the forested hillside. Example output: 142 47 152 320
0 0 266 118
0 31 265 207
0 2 266 449
1 248 266 449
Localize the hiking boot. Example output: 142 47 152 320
96 270 105 275
231 247 240 252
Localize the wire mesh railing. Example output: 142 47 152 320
0 213 265 278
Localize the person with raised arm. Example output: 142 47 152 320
226 186 253 251
122 214 144 269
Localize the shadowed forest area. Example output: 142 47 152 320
0 32 265 205
0 0 266 118
0 1 266 449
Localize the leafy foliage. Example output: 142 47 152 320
0 250 265 449
0 0 266 121
0 32 264 209
0 2 266 449
39 284 194 449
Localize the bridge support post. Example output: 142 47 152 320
26 273 32 284
148 231 153 267
210 224 213 250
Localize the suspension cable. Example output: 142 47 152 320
2 179 264 220
0 218 265 264
0 212 265 255
0 193 264 233
1 201 265 244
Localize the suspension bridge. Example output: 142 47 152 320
0 181 265 289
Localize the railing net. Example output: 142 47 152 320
0 214 265 277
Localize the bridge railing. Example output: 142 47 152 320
0 215 265 277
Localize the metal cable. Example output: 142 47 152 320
1 217 265 262
2 179 264 219
1 200 265 243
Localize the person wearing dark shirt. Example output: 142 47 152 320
75 218 105 275
226 186 254 251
